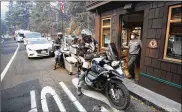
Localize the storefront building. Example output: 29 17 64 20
87 1 182 103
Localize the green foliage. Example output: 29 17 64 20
65 1 95 34
4 1 95 36
5 1 33 34
29 2 56 34
1 19 8 36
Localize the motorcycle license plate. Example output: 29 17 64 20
41 50 46 54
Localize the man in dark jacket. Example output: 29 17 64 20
55 32 63 44
53 32 63 70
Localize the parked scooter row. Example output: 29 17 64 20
53 29 130 110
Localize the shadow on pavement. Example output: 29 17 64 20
29 56 53 60
1 79 42 112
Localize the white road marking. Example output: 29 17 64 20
28 90 38 112
72 78 122 112
1 39 4 43
1 43 20 81
41 98 49 112
28 108 38 112
59 82 87 112
41 86 66 112
101 106 109 112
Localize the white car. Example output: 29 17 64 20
26 38 54 58
24 32 42 46
15 30 30 42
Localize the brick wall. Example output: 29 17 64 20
138 1 182 103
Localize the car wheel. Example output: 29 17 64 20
52 52 55 57
49 51 55 57
28 55 31 59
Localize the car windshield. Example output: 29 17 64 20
25 32 41 38
29 39 49 44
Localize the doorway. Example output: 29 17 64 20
120 11 144 81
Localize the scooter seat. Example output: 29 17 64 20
87 71 99 81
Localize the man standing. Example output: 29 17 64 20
124 32 142 79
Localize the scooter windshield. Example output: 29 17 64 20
107 43 120 61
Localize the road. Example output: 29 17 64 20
1 39 155 112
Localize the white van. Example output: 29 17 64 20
15 30 31 42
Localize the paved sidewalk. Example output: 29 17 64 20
122 78 181 112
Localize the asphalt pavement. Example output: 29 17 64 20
1 39 155 112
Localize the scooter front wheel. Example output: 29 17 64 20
105 81 130 110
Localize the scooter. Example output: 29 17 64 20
54 44 64 70
77 43 130 110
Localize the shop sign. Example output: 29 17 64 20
148 39 158 48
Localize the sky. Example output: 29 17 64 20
1 1 9 20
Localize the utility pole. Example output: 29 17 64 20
62 13 63 33
56 1 59 33
87 12 89 30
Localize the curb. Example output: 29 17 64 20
122 79 181 112
129 91 168 112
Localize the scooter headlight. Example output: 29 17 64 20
111 61 120 69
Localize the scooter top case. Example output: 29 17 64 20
62 47 78 75
64 56 78 75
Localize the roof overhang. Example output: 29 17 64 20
87 1 137 13
86 1 111 12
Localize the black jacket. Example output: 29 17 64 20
55 38 61 44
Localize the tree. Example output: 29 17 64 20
29 2 57 36
5 1 33 35
14 1 33 29
5 1 14 35
1 19 8 36
65 1 95 33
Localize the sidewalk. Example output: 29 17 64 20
122 78 181 112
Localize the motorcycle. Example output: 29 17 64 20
77 43 130 110
53 35 75 70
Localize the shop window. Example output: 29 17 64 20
101 18 111 47
164 4 182 62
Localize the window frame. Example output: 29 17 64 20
101 17 112 48
163 4 182 63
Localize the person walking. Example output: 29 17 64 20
123 31 142 79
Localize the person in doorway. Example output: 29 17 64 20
123 32 142 79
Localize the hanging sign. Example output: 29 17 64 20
148 39 158 48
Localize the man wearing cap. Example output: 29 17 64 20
124 32 142 79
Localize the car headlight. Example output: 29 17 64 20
28 48 33 51
48 47 53 50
